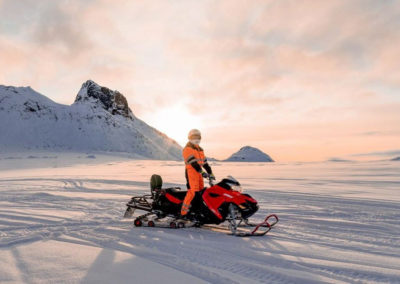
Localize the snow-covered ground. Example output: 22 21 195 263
0 155 399 283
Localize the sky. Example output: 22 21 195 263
0 0 399 161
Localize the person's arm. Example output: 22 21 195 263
203 158 213 175
184 147 202 173
184 148 211 177
186 155 203 173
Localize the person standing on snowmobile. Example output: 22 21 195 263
181 129 215 217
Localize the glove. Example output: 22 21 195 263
209 173 216 181
201 171 209 178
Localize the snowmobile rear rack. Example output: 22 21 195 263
127 195 152 211
124 195 152 217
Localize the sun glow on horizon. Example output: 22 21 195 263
145 104 203 146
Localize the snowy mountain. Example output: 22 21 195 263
224 146 274 162
392 156 400 161
0 80 182 160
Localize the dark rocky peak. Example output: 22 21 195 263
74 80 133 118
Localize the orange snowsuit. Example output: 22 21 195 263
181 142 212 216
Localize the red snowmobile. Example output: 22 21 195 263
124 174 278 236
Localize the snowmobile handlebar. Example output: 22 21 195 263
205 176 215 186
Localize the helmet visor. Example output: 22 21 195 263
190 139 201 145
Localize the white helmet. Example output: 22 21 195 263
188 129 201 145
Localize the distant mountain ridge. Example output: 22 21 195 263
327 158 353 162
225 146 274 162
0 80 182 160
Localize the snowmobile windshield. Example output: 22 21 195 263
231 184 243 192
218 176 242 191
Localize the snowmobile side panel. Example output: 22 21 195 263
165 193 183 204
202 185 258 220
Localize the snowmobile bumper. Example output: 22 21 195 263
226 214 279 237
248 214 279 236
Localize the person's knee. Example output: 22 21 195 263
189 179 199 190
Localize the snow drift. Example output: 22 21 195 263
0 81 182 160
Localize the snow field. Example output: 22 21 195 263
0 158 399 283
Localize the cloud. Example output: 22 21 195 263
0 0 93 56
163 0 400 127
359 130 400 136
32 3 92 55
0 0 399 160
352 149 400 157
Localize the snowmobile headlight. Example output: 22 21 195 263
238 204 246 209
232 185 242 192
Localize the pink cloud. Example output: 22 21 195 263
0 0 399 160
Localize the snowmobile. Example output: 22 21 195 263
123 174 278 237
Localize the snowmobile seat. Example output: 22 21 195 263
165 187 183 193
165 187 187 200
